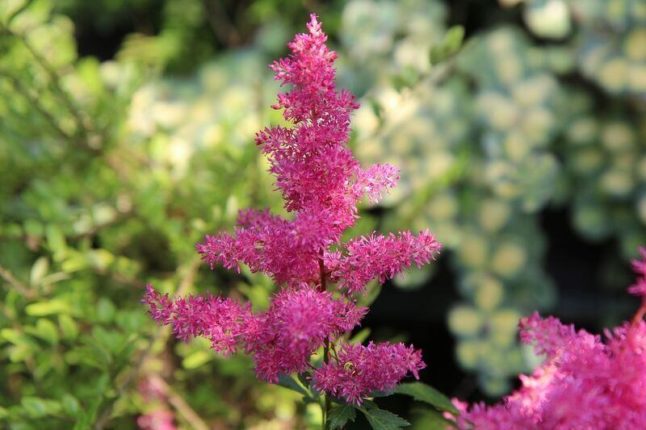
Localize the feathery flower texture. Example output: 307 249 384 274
454 249 646 429
144 15 441 405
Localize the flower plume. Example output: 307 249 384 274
144 14 440 406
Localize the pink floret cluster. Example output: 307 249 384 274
326 230 441 293
314 342 425 405
144 14 441 405
454 250 646 430
144 285 366 383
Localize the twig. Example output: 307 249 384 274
0 264 35 299
152 375 210 430
201 0 241 47
1 24 91 140
0 70 73 141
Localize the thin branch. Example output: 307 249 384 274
0 264 35 299
1 24 91 141
201 0 241 47
0 70 73 141
152 375 210 430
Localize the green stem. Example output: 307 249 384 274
318 254 331 430
322 339 331 430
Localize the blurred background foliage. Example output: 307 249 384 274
0 0 644 429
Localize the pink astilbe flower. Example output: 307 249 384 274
145 14 441 408
454 254 646 430
143 285 251 355
327 230 441 293
244 287 367 382
313 342 425 405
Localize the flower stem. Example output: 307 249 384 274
319 253 331 430
322 339 331 430
632 303 646 325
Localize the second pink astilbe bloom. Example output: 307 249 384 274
454 249 646 430
144 14 441 406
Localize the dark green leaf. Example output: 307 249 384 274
360 402 409 430
395 382 458 414
328 403 356 430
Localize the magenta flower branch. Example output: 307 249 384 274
144 14 441 427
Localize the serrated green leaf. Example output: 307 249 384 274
395 382 458 414
360 402 409 430
328 403 356 429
